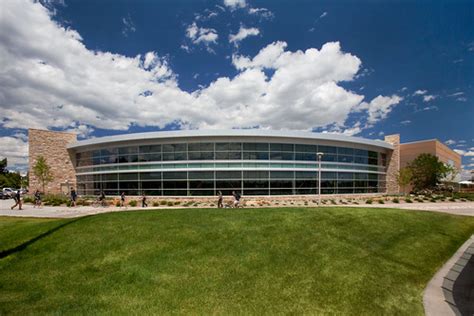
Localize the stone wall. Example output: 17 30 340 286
28 129 77 194
384 134 400 194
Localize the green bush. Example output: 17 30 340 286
152 201 160 207
392 198 399 203
449 198 456 202
23 196 34 204
128 200 137 207
160 200 168 205
405 198 413 203
174 201 181 205
167 201 174 206
330 199 337 205
116 201 121 207
366 199 373 204
42 194 69 206
430 198 437 203
378 200 385 204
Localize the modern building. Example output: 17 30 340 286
27 128 459 197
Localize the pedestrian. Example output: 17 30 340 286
120 192 125 207
232 190 241 208
217 190 223 208
141 193 148 208
70 187 77 207
99 190 106 207
10 189 22 210
34 189 42 208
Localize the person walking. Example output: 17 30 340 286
34 189 42 208
70 187 77 207
217 191 223 208
232 191 241 208
141 193 148 208
120 192 126 207
10 189 22 210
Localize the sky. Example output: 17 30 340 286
0 0 473 178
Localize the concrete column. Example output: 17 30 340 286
384 134 400 195
28 129 77 194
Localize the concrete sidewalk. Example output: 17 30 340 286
1 199 473 218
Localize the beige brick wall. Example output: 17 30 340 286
384 134 400 194
28 129 77 194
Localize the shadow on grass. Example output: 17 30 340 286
0 216 88 259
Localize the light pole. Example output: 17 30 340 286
317 152 324 206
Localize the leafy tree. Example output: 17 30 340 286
0 158 7 174
407 153 448 192
396 167 413 195
33 156 53 193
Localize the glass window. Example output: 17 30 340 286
295 180 316 188
162 152 187 161
119 173 139 181
243 171 269 179
216 171 241 179
338 172 354 180
216 180 241 189
295 144 317 153
319 146 337 154
119 181 139 189
188 152 214 160
338 155 354 163
270 143 294 152
368 151 378 159
321 180 336 187
321 154 337 162
244 189 269 196
163 190 187 196
141 172 162 180
295 153 316 161
270 152 295 160
295 171 317 179
243 152 269 160
162 181 187 189
243 180 269 188
270 189 293 195
354 156 368 164
189 181 214 189
163 171 187 179
139 145 161 153
102 173 118 181
142 181 162 189
270 180 293 188
188 143 214 151
337 180 354 188
270 171 294 179
355 149 368 157
337 147 354 155
354 173 368 180
163 143 186 152
243 143 269 151
189 171 214 179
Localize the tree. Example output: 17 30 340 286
33 156 53 193
0 158 7 174
0 158 22 189
407 153 448 192
396 167 412 195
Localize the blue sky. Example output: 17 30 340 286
0 0 473 177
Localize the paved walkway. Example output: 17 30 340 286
1 199 473 218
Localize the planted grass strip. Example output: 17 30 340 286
0 207 473 314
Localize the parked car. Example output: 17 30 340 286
2 188 13 197
0 191 8 200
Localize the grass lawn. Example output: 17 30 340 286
1 207 474 315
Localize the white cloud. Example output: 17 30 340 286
248 7 274 19
413 89 427 96
445 139 456 145
223 0 246 10
358 95 403 124
456 97 467 102
320 12 328 18
400 120 411 125
0 136 29 170
0 0 401 139
423 94 436 102
229 26 260 45
186 22 218 45
121 14 136 37
448 92 464 97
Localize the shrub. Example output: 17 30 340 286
353 201 359 205
160 200 168 205
43 194 69 206
449 198 456 202
430 198 437 203
152 201 160 207
330 199 337 205
174 201 181 205
392 198 399 203
128 200 137 207
23 196 34 204
405 198 413 203
366 199 373 204
167 201 174 206
116 201 121 207
378 200 385 204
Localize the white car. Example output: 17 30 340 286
2 188 14 198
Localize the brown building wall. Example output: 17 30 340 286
400 140 461 169
28 129 77 194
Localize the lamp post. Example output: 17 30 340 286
317 152 324 206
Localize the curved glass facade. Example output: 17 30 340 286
74 140 389 196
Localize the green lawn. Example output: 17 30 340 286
1 207 473 315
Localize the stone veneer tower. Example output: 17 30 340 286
28 129 77 194
384 134 400 194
